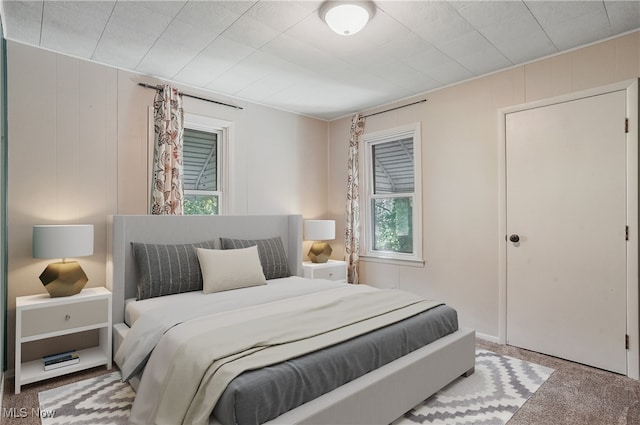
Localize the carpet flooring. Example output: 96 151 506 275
477 340 640 424
3 340 640 424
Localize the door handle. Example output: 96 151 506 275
509 234 520 243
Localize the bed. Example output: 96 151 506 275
106 214 475 425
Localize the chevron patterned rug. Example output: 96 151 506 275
393 349 554 424
38 349 553 425
38 371 134 425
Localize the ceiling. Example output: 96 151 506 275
1 1 639 121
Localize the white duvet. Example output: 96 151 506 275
114 276 346 382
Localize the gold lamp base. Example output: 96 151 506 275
308 242 332 263
39 261 88 297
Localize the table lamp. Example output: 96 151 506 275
32 224 94 297
304 220 335 263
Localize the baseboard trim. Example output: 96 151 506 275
476 332 500 344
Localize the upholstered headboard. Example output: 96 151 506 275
106 214 303 324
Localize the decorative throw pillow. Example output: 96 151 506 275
196 246 266 293
131 240 216 300
219 237 291 280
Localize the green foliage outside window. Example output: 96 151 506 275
184 195 218 215
373 197 413 253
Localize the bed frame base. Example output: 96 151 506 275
257 327 475 425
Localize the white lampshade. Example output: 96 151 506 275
305 220 335 241
33 225 94 259
320 1 375 36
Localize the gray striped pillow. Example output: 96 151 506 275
131 240 216 300
220 237 291 280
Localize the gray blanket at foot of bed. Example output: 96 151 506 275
213 304 459 425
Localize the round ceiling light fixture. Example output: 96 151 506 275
320 1 376 36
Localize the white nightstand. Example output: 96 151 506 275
302 259 348 282
15 287 112 394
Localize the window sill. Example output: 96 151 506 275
359 255 425 268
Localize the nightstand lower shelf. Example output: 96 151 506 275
19 346 110 387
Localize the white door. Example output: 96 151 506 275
506 90 628 374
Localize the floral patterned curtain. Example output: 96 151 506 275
151 85 184 215
345 113 366 284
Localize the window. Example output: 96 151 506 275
147 110 232 215
362 124 422 263
181 113 232 215
183 127 222 215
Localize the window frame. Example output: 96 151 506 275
360 123 423 265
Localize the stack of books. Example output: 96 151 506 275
42 350 80 371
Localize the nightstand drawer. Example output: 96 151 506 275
313 266 347 281
21 298 109 338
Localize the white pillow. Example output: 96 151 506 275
196 245 266 294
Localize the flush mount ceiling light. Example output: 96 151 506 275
320 1 376 36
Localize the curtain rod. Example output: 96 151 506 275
138 83 244 110
362 98 427 118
